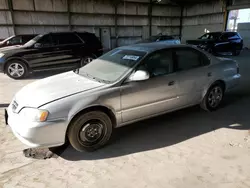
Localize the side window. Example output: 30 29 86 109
38 34 52 47
141 50 174 77
220 34 229 40
175 48 202 71
228 33 240 40
8 36 22 45
22 35 35 43
221 33 236 40
52 33 81 45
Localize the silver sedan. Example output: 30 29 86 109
5 43 241 152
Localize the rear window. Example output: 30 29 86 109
77 33 100 44
22 35 36 43
52 33 82 45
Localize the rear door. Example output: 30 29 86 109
50 33 83 68
27 33 82 70
172 47 211 106
215 33 236 53
77 32 103 57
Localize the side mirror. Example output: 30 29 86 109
34 43 42 48
127 70 150 82
6 41 10 45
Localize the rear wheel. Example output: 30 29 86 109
68 111 113 152
200 83 224 111
233 49 241 56
5 60 28 79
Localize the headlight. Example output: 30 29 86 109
19 108 49 122
0 53 5 58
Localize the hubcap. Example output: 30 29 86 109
80 122 104 143
208 86 223 108
8 63 24 78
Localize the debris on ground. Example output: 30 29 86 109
23 148 58 159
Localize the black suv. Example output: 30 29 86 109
186 32 243 56
0 32 103 79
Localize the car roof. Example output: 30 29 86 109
208 31 238 34
118 43 187 53
16 34 37 36
49 31 91 34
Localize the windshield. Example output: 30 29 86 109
199 33 221 40
0 36 14 44
24 34 43 46
78 49 147 83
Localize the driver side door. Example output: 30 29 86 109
121 49 179 123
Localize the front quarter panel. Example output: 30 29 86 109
40 85 121 132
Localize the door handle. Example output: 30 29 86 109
207 72 212 77
168 81 175 86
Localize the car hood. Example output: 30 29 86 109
14 71 105 109
186 39 215 45
0 45 26 53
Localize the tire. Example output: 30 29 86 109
5 60 28 79
80 56 95 67
233 50 241 56
68 111 113 152
200 83 224 112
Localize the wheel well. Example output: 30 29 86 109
214 80 226 92
66 106 117 138
4 58 29 72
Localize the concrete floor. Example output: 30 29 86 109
0 52 250 188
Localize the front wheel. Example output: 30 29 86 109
5 60 28 79
68 111 113 152
80 56 95 67
200 83 224 111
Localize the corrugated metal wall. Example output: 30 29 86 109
0 0 181 48
181 1 224 43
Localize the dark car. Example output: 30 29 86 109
137 35 180 45
0 31 103 79
186 32 243 56
0 34 37 48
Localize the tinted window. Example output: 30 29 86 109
22 35 36 43
37 34 53 47
199 33 221 40
8 36 22 45
228 33 240 40
221 33 238 40
142 50 173 77
160 36 174 41
52 33 81 45
175 48 202 71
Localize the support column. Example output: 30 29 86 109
67 0 72 31
7 0 15 35
148 0 153 36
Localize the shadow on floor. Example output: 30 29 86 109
48 89 250 161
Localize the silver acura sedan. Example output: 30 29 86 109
5 43 240 152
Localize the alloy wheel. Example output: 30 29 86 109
208 86 223 108
7 63 25 78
